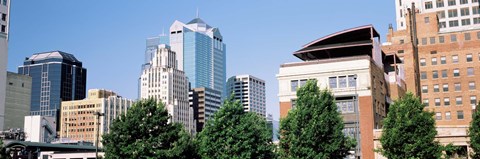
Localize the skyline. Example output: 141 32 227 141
6 1 395 120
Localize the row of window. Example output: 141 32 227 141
419 53 479 66
423 95 477 107
440 18 480 28
435 111 465 120
420 32 480 45
425 0 479 10
290 75 359 92
420 68 475 80
422 82 476 93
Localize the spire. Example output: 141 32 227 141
162 27 165 36
196 7 199 18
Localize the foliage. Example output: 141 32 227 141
378 93 443 159
102 98 195 159
470 106 480 159
279 79 355 159
196 95 275 159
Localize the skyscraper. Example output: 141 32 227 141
5 72 32 130
18 51 87 122
189 87 222 132
0 0 11 130
226 75 266 117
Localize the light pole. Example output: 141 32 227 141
94 112 104 159
353 74 360 159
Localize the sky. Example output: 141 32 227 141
7 0 395 121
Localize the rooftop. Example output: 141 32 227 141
26 51 80 63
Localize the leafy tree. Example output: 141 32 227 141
279 79 355 159
379 93 443 159
470 106 480 159
196 96 275 159
102 98 195 159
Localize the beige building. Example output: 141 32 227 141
60 89 133 146
5 72 31 129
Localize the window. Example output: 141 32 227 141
448 0 456 6
420 58 426 66
467 67 474 76
439 36 445 43
437 0 445 7
399 39 405 44
421 72 427 79
300 79 308 87
451 34 457 42
422 85 429 93
461 7 470 16
291 99 296 109
424 99 430 106
428 37 435 45
437 11 446 20
467 54 473 62
436 112 442 120
456 96 463 105
475 17 480 24
432 58 438 65
439 21 447 28
446 112 452 120
457 111 464 119
452 55 459 63
455 83 461 91
470 81 476 90
444 97 451 106
441 56 447 64
471 96 477 105
449 20 459 27
397 50 404 54
435 98 441 106
339 76 347 88
329 77 337 88
478 32 480 39
431 50 437 54
448 9 458 17
0 25 4 33
443 83 449 92
474 6 480 15
399 0 403 6
291 80 299 91
462 19 471 26
433 70 439 79
442 69 448 78
422 38 427 45
348 75 356 87
465 33 471 40
1 13 5 21
425 17 431 24
425 1 434 9
460 0 468 4
434 84 440 92
454 69 460 77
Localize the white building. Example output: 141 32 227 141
24 116 56 143
0 0 11 131
140 44 195 134
226 75 266 117
395 0 480 32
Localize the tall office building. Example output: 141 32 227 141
0 0 10 130
60 89 134 146
139 44 195 134
5 72 32 129
189 87 222 132
169 17 227 97
18 51 87 122
395 0 480 31
226 75 266 117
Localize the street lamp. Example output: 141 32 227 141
353 74 360 158
94 112 104 159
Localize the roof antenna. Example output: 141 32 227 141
196 7 199 18
161 27 165 36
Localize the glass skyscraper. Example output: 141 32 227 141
18 51 87 121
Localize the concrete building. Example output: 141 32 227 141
395 0 480 32
24 115 57 143
139 44 195 134
60 89 133 146
189 87 222 132
5 72 32 130
18 51 87 126
226 75 266 117
0 0 11 131
277 25 402 158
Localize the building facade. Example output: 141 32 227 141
139 44 195 134
24 115 56 143
18 51 87 123
277 25 400 159
60 89 133 146
5 72 32 130
226 75 266 117
0 0 11 131
189 87 222 132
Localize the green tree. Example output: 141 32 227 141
470 106 480 159
379 93 443 159
102 98 195 159
196 96 275 159
279 79 355 159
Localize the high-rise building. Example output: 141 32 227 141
169 17 226 97
395 0 480 31
60 89 133 146
139 44 195 134
189 87 222 132
18 51 87 123
226 75 266 117
0 0 11 130
277 25 401 158
5 72 32 129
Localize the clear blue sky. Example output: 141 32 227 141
7 1 395 121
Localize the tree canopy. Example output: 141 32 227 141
470 106 480 159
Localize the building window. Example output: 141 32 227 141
338 76 347 88
444 98 450 106
457 111 464 119
455 83 461 91
420 58 426 66
461 7 470 16
442 69 448 78
399 39 405 44
456 96 463 105
443 83 449 92
434 84 440 92
436 112 442 120
462 19 471 26
398 50 404 54
452 55 459 63
437 0 445 7
431 58 437 65
449 20 460 27
467 54 473 62
454 69 460 77
471 96 477 105
329 77 337 89
437 11 446 19
446 112 452 120
424 98 430 107
348 75 356 87
469 81 476 90
478 32 480 39
439 36 445 43
291 80 299 92
467 67 474 76
433 70 439 79
430 37 435 44
460 0 468 4
399 0 403 6
474 6 480 14
421 72 427 79
475 18 480 24
336 100 355 114
448 0 456 6
425 1 434 9
422 38 428 45
440 56 446 64
451 34 458 42
422 85 429 93
465 33 471 40
291 99 296 109
431 50 437 54
448 9 458 17
440 21 447 28
435 98 441 106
